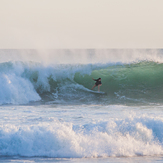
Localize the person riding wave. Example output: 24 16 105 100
91 78 102 92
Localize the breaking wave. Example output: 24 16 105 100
0 60 163 105
0 113 163 157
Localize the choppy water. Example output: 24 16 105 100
0 49 163 162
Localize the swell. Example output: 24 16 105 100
0 61 163 105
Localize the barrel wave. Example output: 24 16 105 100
0 61 163 105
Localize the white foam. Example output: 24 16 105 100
0 115 163 158
0 73 41 105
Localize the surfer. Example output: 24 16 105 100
91 78 102 92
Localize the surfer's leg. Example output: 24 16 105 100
98 85 100 92
98 84 102 92
91 84 96 90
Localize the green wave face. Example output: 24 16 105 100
74 61 163 104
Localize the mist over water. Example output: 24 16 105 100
0 49 163 64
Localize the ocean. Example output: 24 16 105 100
1 49 163 163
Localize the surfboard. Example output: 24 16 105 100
82 86 106 95
88 90 106 95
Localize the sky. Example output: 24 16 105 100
0 0 163 49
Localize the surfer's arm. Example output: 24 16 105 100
92 78 97 81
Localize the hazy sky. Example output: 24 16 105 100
0 0 163 48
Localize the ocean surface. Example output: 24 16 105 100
1 49 163 163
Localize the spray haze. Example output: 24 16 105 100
0 49 163 64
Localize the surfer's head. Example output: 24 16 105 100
98 78 101 81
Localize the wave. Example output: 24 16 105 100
0 61 163 105
0 113 163 157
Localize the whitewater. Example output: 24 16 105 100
1 49 163 163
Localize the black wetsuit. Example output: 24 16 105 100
94 79 102 86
